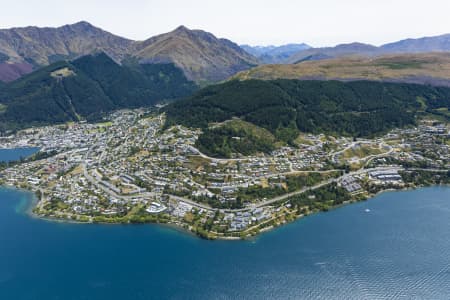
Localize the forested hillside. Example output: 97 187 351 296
165 79 450 156
0 53 196 131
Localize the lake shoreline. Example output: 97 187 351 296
3 182 449 241
2 181 450 298
0 147 40 161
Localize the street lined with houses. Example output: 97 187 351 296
0 109 448 238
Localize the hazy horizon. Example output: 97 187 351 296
0 0 449 47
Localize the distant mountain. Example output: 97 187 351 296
0 21 133 82
243 35 450 83
2 21 450 84
380 33 450 53
286 43 379 63
131 26 259 83
0 53 196 131
241 43 310 64
286 34 450 64
240 45 277 57
233 53 450 87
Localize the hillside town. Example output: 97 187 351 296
0 109 449 239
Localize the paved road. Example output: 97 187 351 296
217 166 405 213
237 166 404 211
78 125 444 215
81 161 447 215
191 146 248 163
330 141 393 165
362 143 394 166
330 142 357 163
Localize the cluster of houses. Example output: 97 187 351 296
1 108 448 234
340 176 363 193
369 170 403 184
226 207 273 231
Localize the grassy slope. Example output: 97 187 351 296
233 53 450 86
197 119 278 158
211 119 277 143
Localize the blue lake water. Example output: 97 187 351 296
0 147 40 162
0 147 450 299
0 186 449 299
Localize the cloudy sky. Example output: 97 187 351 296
1 0 449 47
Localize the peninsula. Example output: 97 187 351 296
1 108 448 239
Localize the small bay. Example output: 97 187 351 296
0 147 40 163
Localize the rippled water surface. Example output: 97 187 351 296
0 184 449 299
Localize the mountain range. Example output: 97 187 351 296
2 22 450 85
2 21 450 84
286 34 450 63
0 22 258 83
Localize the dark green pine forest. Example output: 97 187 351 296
0 53 197 131
165 79 450 157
